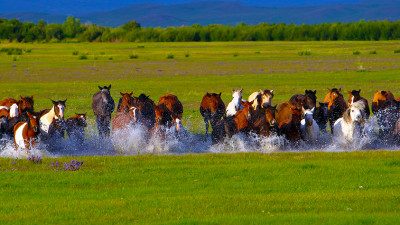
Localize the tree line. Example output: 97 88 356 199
1 17 400 42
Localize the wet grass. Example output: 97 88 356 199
0 151 400 224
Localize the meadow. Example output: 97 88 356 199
1 41 400 224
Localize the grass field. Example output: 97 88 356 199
1 152 400 224
1 41 400 224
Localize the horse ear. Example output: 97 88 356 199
206 92 210 96
51 99 56 105
31 95 34 99
301 106 305 112
348 91 352 95
98 86 102 90
314 90 316 94
311 107 315 113
259 89 263 93
108 85 112 90
232 88 235 93
129 92 133 96
218 92 222 97
27 111 32 117
120 92 124 96
327 88 331 92
338 88 341 92
64 99 67 104
271 90 273 94
20 95 23 100
273 104 277 110
240 88 243 92
249 100 254 105
358 89 361 93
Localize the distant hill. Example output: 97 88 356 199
0 0 399 27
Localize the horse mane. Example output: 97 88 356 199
343 101 365 123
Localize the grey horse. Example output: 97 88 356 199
92 85 115 137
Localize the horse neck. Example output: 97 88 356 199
43 106 56 120
234 110 249 129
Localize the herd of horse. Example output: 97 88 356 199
1 85 400 151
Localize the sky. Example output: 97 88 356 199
0 0 364 15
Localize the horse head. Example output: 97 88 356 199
75 113 87 127
259 89 273 108
232 88 243 99
305 90 317 109
302 106 315 127
345 101 366 124
27 112 39 133
18 95 34 114
348 89 362 106
51 99 67 121
291 107 302 128
99 85 112 92
319 102 329 118
372 90 395 114
119 92 134 112
265 105 278 127
240 100 255 121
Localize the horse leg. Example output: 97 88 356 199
204 118 209 135
103 115 111 137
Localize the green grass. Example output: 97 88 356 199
0 151 400 224
0 41 400 130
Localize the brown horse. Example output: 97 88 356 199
289 90 317 110
17 96 34 115
275 102 296 126
279 108 302 144
117 92 134 113
251 104 278 137
66 113 87 144
133 94 156 129
112 108 137 132
200 92 225 135
211 100 254 144
324 88 347 133
0 98 19 119
13 112 39 150
157 94 183 132
92 85 115 137
348 89 370 119
248 89 274 109
372 90 395 115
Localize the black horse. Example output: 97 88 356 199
92 85 115 137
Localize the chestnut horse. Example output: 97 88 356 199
275 102 296 126
251 104 278 137
372 90 395 115
157 94 183 132
66 113 87 144
278 108 302 144
211 100 254 144
248 89 274 109
117 92 134 113
348 89 370 119
13 112 39 150
200 92 225 135
324 88 347 133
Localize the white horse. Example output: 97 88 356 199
333 101 366 143
248 89 274 109
226 88 244 117
300 107 319 142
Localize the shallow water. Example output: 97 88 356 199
0 116 398 158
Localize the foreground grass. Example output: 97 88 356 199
0 152 400 224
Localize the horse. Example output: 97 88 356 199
372 90 395 115
279 107 302 144
133 94 156 129
251 104 278 137
112 107 137 132
117 92 134 113
157 94 183 132
226 89 243 117
333 101 366 144
289 90 316 110
0 98 19 119
39 99 67 143
211 100 254 144
13 112 39 150
248 89 274 109
314 102 329 132
275 101 296 126
348 90 370 119
200 92 226 135
92 85 115 137
324 88 348 133
17 96 34 116
300 107 320 143
66 113 87 144
376 99 400 142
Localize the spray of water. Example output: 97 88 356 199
0 116 398 158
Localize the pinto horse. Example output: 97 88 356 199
248 89 274 109
157 94 183 132
200 92 225 135
324 88 347 133
39 99 67 142
348 89 370 119
66 113 87 144
13 112 39 150
211 100 254 144
92 85 115 137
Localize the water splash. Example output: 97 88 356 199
0 116 399 158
